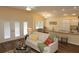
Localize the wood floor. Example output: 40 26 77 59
57 42 79 53
5 42 79 53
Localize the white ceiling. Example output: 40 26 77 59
11 6 79 17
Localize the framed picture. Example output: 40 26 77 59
49 21 57 25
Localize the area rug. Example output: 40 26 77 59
6 46 38 53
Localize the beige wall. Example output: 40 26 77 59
45 16 59 31
0 7 43 43
0 7 34 27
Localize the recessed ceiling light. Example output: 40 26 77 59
40 12 52 18
72 13 76 16
26 7 32 11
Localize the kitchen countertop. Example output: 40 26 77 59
52 31 79 35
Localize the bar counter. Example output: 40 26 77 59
53 31 79 46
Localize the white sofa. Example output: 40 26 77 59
25 32 58 53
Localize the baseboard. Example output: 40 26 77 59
68 42 79 46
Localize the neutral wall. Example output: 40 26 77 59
0 7 41 43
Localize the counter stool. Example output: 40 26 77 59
60 36 68 44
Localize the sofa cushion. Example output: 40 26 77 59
38 33 49 42
49 33 57 41
44 37 53 46
30 34 38 41
38 43 47 52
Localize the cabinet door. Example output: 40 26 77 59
60 20 70 32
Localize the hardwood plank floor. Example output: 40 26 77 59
57 42 79 53
5 42 79 53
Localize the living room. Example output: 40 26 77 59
0 6 79 53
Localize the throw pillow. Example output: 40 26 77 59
31 34 38 41
38 43 47 52
38 33 49 42
44 37 53 46
49 33 57 41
